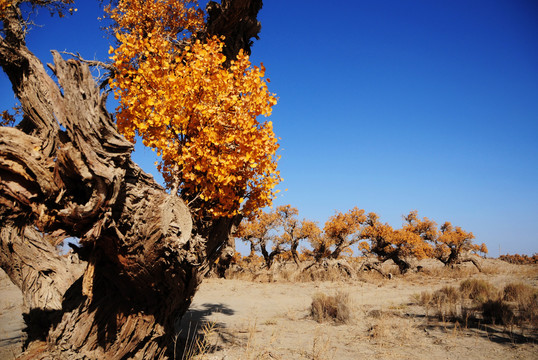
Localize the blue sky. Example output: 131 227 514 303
1 1 537 256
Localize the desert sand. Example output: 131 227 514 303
1 260 537 359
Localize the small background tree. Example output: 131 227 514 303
277 205 320 266
434 221 487 271
234 209 283 269
309 207 366 262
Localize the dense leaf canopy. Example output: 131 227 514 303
109 0 280 218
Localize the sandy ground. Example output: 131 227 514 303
0 270 25 360
178 262 538 359
1 260 537 359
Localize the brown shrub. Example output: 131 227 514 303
412 286 462 321
523 294 538 329
481 300 515 325
503 283 538 328
433 286 460 304
430 286 460 321
311 291 351 324
503 282 536 302
460 279 498 303
415 291 433 307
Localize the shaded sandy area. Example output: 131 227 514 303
1 260 537 359
0 270 25 360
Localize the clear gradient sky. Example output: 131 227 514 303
1 1 537 256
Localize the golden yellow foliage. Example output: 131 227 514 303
361 211 434 262
108 0 280 218
402 210 438 242
277 205 321 263
310 207 366 260
230 251 264 268
235 210 279 245
0 110 15 126
437 222 474 248
324 207 366 243
499 253 537 264
233 204 486 271
0 0 11 17
362 211 484 270
300 219 323 243
277 206 321 244
235 209 282 267
235 205 325 266
357 240 370 255
434 221 486 263
1 104 21 127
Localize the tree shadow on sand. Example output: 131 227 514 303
173 303 236 359
412 313 538 346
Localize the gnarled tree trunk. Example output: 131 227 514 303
440 249 483 272
0 1 261 358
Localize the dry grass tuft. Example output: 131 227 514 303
430 286 460 321
311 329 334 360
502 282 538 328
366 310 418 345
459 278 498 302
503 282 536 303
310 291 351 324
175 321 218 360
433 286 460 303
414 291 432 307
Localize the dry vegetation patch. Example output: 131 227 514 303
459 278 499 302
414 277 538 339
366 310 418 346
310 291 352 324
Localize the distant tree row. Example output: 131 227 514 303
234 205 488 273
499 253 538 265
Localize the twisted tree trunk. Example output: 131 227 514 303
440 249 483 272
0 1 261 358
